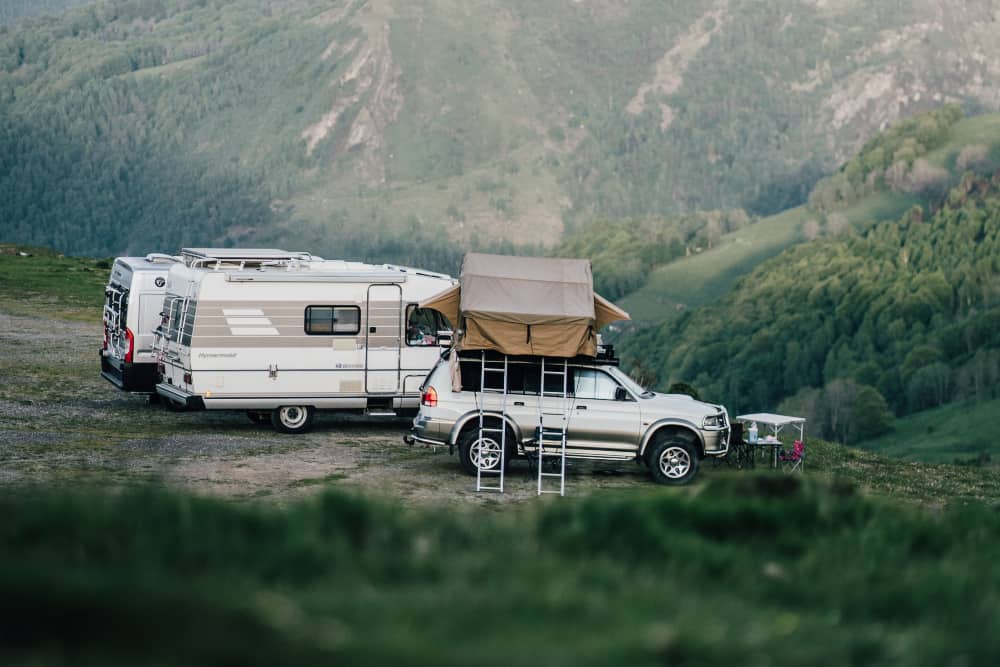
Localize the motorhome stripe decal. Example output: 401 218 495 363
230 327 280 336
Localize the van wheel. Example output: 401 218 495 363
247 411 268 425
271 406 314 434
163 398 187 412
457 426 512 476
647 436 699 485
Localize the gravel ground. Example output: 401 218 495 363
0 310 657 505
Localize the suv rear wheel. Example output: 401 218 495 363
458 426 512 476
647 436 699 485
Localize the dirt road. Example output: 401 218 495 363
0 310 655 505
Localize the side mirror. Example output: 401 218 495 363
615 386 630 402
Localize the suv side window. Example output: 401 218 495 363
573 368 623 401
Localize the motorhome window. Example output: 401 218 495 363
158 295 178 335
165 298 183 342
572 368 620 400
304 306 360 335
405 305 451 346
180 301 197 346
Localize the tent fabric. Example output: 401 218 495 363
418 252 631 358
419 284 460 327
594 293 630 329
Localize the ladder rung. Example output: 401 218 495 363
480 428 504 434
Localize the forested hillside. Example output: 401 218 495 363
3 0 1000 264
621 171 1000 444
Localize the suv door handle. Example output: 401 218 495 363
576 405 587 410
513 401 525 406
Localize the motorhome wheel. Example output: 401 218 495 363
271 405 315 434
246 411 268 425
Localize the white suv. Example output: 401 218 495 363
406 350 730 485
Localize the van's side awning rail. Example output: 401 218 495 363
225 271 407 283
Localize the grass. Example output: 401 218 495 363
619 191 914 323
0 245 107 321
855 397 1000 464
2 476 999 665
3 242 1000 663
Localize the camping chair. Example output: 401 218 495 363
721 422 752 469
779 439 805 473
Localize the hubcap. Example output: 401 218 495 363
472 438 502 470
659 445 691 479
279 406 308 429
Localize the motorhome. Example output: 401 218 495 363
101 253 182 393
154 248 455 433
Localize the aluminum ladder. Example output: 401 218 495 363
536 358 570 496
476 351 509 493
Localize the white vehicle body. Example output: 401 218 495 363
154 248 454 432
100 254 181 393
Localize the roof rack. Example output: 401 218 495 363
143 253 183 264
180 248 319 269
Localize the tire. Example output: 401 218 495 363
457 424 513 476
163 398 187 412
271 405 315 434
647 436 700 485
247 411 268 424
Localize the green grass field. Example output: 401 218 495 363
0 245 108 321
618 191 915 323
856 397 1000 464
3 245 1000 664
616 111 1000 325
3 471 999 666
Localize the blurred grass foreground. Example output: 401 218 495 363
2 476 998 666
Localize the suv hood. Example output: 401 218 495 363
642 393 725 420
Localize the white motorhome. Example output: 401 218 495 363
101 253 182 393
155 248 455 433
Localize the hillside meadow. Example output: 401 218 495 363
2 246 1000 664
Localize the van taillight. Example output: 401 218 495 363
421 386 438 407
102 327 108 351
124 328 135 363
183 372 192 385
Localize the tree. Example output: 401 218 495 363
849 385 893 442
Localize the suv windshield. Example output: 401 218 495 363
607 366 655 398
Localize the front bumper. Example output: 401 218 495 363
155 382 206 410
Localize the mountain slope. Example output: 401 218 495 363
5 0 1000 263
619 170 1000 444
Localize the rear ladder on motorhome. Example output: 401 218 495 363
536 358 570 496
475 351 509 493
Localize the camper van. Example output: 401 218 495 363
154 248 455 433
101 253 182 393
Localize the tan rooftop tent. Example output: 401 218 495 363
419 253 630 358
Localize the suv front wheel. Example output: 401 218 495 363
647 436 700 485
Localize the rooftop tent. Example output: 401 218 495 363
419 253 630 357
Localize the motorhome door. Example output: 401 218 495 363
364 284 402 393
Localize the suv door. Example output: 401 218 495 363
564 367 642 459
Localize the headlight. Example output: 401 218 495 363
703 414 722 428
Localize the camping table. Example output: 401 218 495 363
751 440 782 469
735 413 807 471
